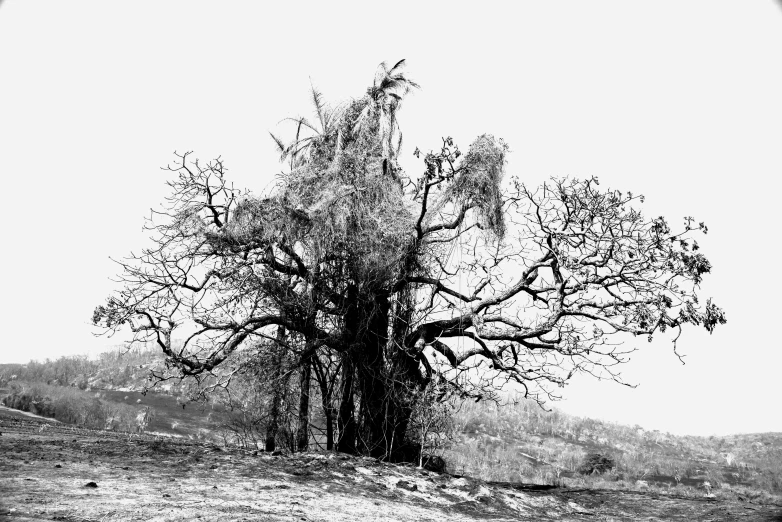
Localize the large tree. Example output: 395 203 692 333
94 60 725 459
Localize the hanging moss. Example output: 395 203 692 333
443 134 508 239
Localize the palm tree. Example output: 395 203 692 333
354 59 419 168
269 82 345 172
272 61 418 178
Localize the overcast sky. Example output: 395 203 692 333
1 1 780 437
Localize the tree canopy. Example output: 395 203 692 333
94 60 725 459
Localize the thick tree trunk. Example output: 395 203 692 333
385 285 425 462
336 284 421 460
357 295 391 458
296 357 311 452
337 284 361 454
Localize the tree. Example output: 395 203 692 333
218 336 299 452
94 60 725 460
407 377 455 469
311 349 342 450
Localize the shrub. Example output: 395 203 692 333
579 453 616 475
1 380 142 431
422 454 447 473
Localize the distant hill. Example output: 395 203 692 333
447 399 782 499
0 347 171 393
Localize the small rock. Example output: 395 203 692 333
396 480 418 492
162 493 171 498
212 485 217 489
470 485 493 503
54 464 62 468
271 450 283 456
450 477 470 489
84 482 98 488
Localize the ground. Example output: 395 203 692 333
1 409 780 522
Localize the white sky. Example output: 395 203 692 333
1 1 781 437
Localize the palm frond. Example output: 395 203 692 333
309 81 328 133
389 59 406 74
374 61 392 91
269 132 288 159
280 116 319 135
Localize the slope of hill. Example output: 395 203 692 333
0 380 228 444
3 411 781 522
0 347 166 392
447 399 782 501
3 350 781 503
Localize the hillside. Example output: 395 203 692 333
0 347 168 393
3 351 782 503
448 399 782 500
2 411 781 521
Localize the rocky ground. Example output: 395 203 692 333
1 409 781 521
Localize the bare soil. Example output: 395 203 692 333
1 411 781 522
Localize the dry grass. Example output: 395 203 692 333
446 396 782 504
1 381 143 432
3 411 782 521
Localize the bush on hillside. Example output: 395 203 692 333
579 453 616 475
2 381 142 431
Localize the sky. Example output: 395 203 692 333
1 1 781 437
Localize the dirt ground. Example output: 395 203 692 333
1 410 781 522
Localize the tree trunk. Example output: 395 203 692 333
265 326 287 452
356 294 391 458
312 357 337 451
336 355 356 453
385 285 425 462
265 398 280 452
335 284 421 460
337 284 361 454
296 356 311 452
312 356 338 451
325 406 335 450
